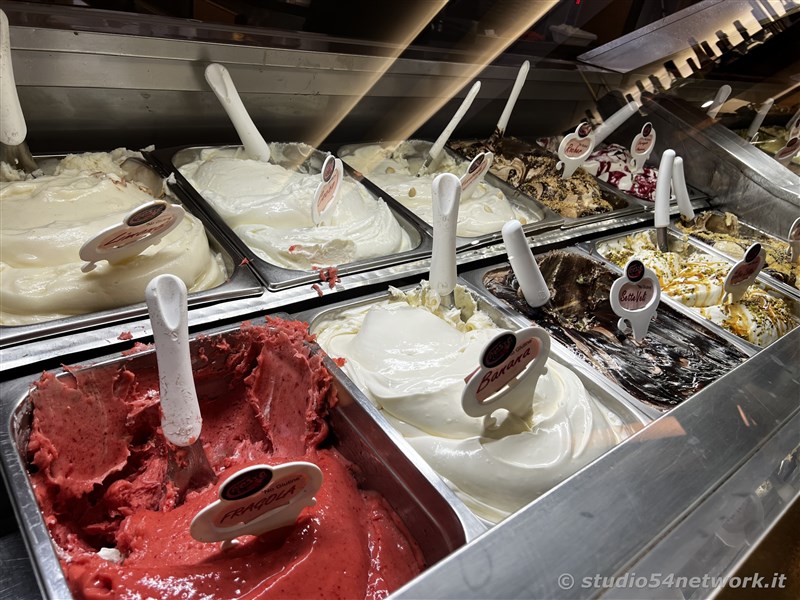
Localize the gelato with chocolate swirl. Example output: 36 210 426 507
449 135 615 219
483 251 748 409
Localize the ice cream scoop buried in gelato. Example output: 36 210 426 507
178 146 413 270
0 149 226 326
27 319 424 599
675 211 799 290
449 135 614 219
341 141 540 237
597 231 798 347
312 282 630 523
482 251 748 410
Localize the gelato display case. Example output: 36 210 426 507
1 1 799 599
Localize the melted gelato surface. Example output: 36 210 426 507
676 212 799 290
483 251 748 409
312 282 628 523
0 150 226 326
597 231 798 347
341 141 540 237
179 147 412 270
27 320 423 599
449 135 615 219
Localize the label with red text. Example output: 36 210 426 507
79 201 185 272
460 151 493 194
557 122 596 178
191 462 322 543
724 243 765 301
461 327 550 419
312 155 344 224
629 122 656 173
609 259 661 340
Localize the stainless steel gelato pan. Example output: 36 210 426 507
587 227 800 352
670 210 800 299
151 144 432 291
297 283 651 525
337 140 564 249
0 315 483 599
461 246 752 414
0 153 263 349
447 137 645 228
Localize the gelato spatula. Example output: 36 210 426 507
205 63 271 162
0 10 36 173
145 274 217 503
654 149 676 251
490 60 529 143
418 81 481 175
430 173 460 306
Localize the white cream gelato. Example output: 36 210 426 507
312 282 628 523
0 154 226 326
341 142 540 237
598 231 798 347
178 147 413 270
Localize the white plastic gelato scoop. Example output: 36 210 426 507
430 173 461 303
205 63 271 162
502 219 550 307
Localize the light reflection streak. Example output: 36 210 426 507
307 1 559 147
307 1 447 147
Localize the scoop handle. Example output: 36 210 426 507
428 81 481 165
747 98 773 140
145 275 202 447
205 63 271 162
593 101 639 147
654 149 675 229
0 10 26 146
502 220 550 307
430 173 460 297
706 84 731 118
496 61 529 135
672 156 695 221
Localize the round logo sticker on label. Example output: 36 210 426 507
724 243 765 301
191 462 323 546
557 122 596 179
79 201 185 272
610 259 661 341
220 467 273 501
462 327 550 421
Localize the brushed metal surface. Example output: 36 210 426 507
394 328 800 599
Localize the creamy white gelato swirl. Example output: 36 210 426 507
179 147 412 270
0 164 226 326
312 283 628 523
342 142 539 237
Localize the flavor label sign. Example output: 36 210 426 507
630 122 656 174
462 327 550 420
724 243 765 302
610 259 661 340
460 151 493 198
557 122 595 179
312 155 343 225
79 201 185 272
775 136 799 165
191 462 323 545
